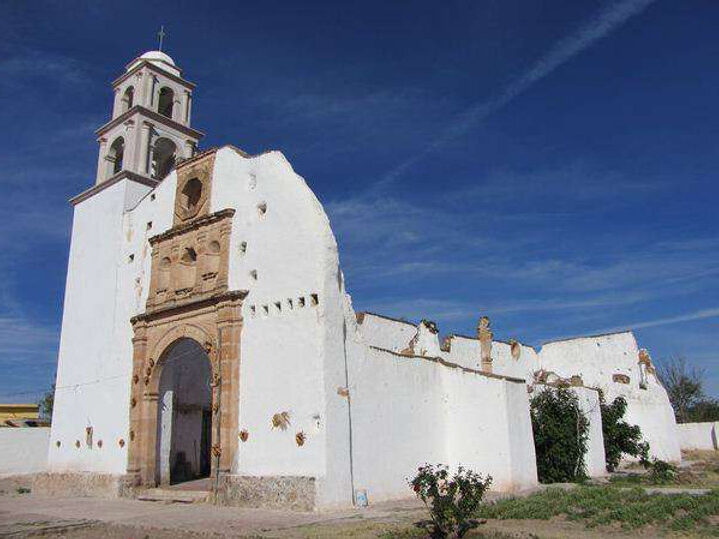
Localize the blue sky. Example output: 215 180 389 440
1 0 717 402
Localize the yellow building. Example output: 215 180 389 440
0 403 40 425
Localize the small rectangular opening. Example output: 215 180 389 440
262 305 269 316
274 301 282 313
128 254 134 263
310 293 319 306
250 305 256 317
150 193 156 201
298 297 306 308
146 221 153 230
287 298 294 310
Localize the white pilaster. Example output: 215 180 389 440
95 137 108 184
139 122 153 175
112 89 121 119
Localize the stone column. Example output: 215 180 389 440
95 137 108 184
216 298 243 474
145 73 155 109
123 121 136 173
184 140 195 159
112 88 122 119
172 97 182 122
127 319 148 485
478 316 493 373
183 91 192 125
138 122 153 175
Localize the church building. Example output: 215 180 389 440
41 49 680 510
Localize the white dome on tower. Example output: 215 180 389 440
126 50 180 76
140 50 176 66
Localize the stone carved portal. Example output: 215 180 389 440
127 150 247 488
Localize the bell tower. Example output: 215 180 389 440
93 48 204 186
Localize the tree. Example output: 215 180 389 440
39 383 55 423
600 395 649 472
530 387 589 483
657 357 716 423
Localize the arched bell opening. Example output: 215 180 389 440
107 136 125 178
152 137 177 180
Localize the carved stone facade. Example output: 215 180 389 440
127 151 247 488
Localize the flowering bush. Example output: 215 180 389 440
409 464 492 538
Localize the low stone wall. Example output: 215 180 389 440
32 472 132 498
0 428 50 477
216 475 316 511
677 422 718 451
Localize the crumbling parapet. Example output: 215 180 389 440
478 316 493 373
401 319 440 357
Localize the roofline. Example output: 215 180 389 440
95 106 205 140
368 345 527 384
69 171 159 206
444 333 534 349
113 59 194 89
540 329 635 346
356 311 417 328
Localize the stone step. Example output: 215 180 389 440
137 488 209 503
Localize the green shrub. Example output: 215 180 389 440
647 458 678 484
600 396 649 472
409 464 492 538
530 387 589 483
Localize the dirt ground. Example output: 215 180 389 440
1 451 717 538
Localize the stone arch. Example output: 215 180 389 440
128 291 245 489
147 323 218 392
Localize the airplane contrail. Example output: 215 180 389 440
378 0 658 188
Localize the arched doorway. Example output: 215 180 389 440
156 338 212 485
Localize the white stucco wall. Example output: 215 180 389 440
677 422 718 451
440 335 539 382
539 332 681 463
347 330 538 503
49 178 152 474
0 428 50 476
356 313 418 353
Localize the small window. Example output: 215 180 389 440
250 305 256 317
146 221 153 230
150 193 156 201
262 305 269 316
128 254 134 263
181 178 202 212
257 202 267 217
298 297 306 308
181 247 197 264
250 270 258 281
287 299 294 310
239 241 247 255
310 293 319 306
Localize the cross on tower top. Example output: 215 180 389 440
157 25 167 52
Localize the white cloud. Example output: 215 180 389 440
379 0 658 187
